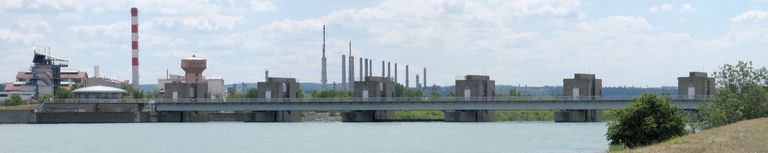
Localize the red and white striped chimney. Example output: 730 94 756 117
131 7 139 89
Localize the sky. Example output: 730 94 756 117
1 0 768 87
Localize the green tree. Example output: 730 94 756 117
37 94 53 103
4 95 23 106
395 84 422 97
508 88 522 96
607 94 687 148
54 88 75 99
699 61 768 128
246 88 259 98
311 90 352 98
119 84 144 99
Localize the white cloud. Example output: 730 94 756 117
648 3 693 14
0 0 84 13
153 13 246 32
67 22 128 38
0 28 44 45
250 0 277 12
661 4 674 12
15 20 52 32
680 4 694 13
731 10 768 22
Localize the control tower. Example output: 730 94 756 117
163 55 209 100
181 55 207 84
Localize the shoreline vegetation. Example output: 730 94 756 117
613 117 768 153
395 110 620 121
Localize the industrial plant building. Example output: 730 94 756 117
447 75 496 122
557 73 603 122
678 72 715 99
162 55 210 100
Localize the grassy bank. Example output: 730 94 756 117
394 110 620 121
615 117 768 153
0 104 38 110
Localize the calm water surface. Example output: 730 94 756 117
0 122 609 153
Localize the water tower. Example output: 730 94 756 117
181 55 206 84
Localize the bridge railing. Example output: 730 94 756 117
49 95 711 103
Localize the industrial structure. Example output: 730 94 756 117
449 75 496 122
72 86 127 99
253 77 302 122
347 41 354 91
85 65 129 88
320 25 328 91
131 7 140 89
162 55 209 99
343 76 396 122
678 72 715 99
557 73 603 122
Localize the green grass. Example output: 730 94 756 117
610 144 628 152
394 111 444 120
392 110 622 121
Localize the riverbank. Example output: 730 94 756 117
616 117 768 153
395 110 620 121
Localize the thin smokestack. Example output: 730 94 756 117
423 67 427 88
342 54 346 91
381 61 384 78
406 65 409 88
370 59 373 77
416 74 420 91
364 58 368 79
359 57 363 81
131 7 139 89
387 62 391 79
395 63 398 84
321 25 327 90
348 41 354 89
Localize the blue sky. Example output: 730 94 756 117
1 0 768 87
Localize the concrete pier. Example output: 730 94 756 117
341 110 394 122
249 111 302 122
444 110 495 122
554 110 602 122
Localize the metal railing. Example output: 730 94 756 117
50 95 711 103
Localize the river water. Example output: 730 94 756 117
0 122 609 153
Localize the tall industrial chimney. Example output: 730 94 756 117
321 25 327 90
416 74 421 91
394 63 398 84
364 58 368 78
406 65 409 88
131 7 139 89
94 65 100 78
423 67 427 88
369 60 373 76
265 70 269 81
381 61 385 78
341 54 346 91
348 41 354 89
359 57 363 81
387 62 391 79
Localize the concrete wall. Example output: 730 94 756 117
0 110 35 123
40 103 142 112
563 73 602 97
455 75 495 97
678 72 715 96
444 110 495 122
257 77 300 98
163 83 209 99
353 76 394 98
36 112 139 123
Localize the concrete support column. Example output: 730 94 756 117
341 110 395 122
554 110 602 122
444 110 495 122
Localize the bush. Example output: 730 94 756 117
698 61 768 129
607 94 687 148
4 95 23 106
